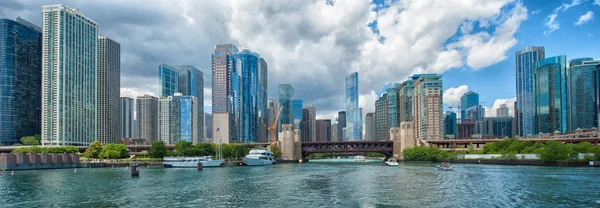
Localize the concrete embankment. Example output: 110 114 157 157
0 153 80 171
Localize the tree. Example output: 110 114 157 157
150 141 167 158
20 136 39 145
100 144 129 159
175 140 192 156
540 140 570 162
84 141 102 158
270 144 282 159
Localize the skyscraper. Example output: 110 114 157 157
97 35 121 144
178 95 200 144
278 84 294 133
293 99 303 130
0 17 42 145
316 119 331 142
516 46 545 137
120 97 134 139
344 72 362 140
158 64 204 141
331 123 338 141
42 5 98 146
212 44 241 144
534 55 567 134
337 111 346 141
259 58 268 142
136 95 158 143
306 104 316 141
237 49 261 143
300 108 310 142
267 99 279 141
205 113 213 141
375 93 389 140
568 58 598 132
158 95 181 145
365 113 375 141
387 85 401 129
496 104 509 117
398 81 414 122
482 117 516 138
444 111 457 139
413 74 443 140
460 91 479 122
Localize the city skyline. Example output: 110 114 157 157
4 1 599 122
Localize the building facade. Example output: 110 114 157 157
212 44 241 143
300 108 310 142
136 95 158 143
344 72 362 140
456 119 474 140
516 46 545 137
41 5 98 146
413 74 443 140
483 117 516 138
97 35 120 144
278 84 294 133
306 104 316 141
568 58 598 131
178 95 200 144
337 111 346 141
316 119 331 142
331 124 338 142
120 97 134 139
293 99 303 130
444 111 457 139
237 50 261 143
267 99 279 141
460 91 479 122
365 113 375 141
375 93 389 140
496 104 509 117
398 81 414 122
534 55 567 134
259 58 268 142
158 96 181 145
0 18 42 145
387 84 401 129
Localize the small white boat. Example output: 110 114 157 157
354 155 366 161
385 158 399 166
437 163 453 171
163 156 223 168
244 149 276 166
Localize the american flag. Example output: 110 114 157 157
215 128 220 132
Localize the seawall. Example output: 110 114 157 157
0 153 80 171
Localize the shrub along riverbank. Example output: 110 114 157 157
402 138 600 162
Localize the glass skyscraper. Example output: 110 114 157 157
516 46 545 137
337 111 346 141
158 95 181 145
120 97 134 139
568 58 599 131
375 93 388 140
293 99 303 130
398 80 414 122
413 74 443 140
387 84 401 129
212 44 241 143
344 72 362 140
178 95 199 144
534 55 567 134
259 58 268 142
0 17 42 145
136 95 158 143
444 111 457 138
278 84 294 133
41 5 98 146
460 91 479 122
237 50 261 143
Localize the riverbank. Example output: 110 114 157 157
448 159 600 167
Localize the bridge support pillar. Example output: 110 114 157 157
391 122 416 160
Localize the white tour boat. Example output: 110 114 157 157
354 155 366 161
385 158 399 166
163 156 223 168
244 149 276 166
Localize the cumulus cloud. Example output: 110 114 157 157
485 97 516 117
0 0 528 119
443 85 470 106
544 0 582 35
595 0 600 6
575 11 594 25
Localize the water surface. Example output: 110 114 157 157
1 160 599 207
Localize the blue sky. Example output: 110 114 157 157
441 0 600 114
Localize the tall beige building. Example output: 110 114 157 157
413 75 443 141
97 35 121 144
306 104 316 141
136 95 158 143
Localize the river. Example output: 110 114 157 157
1 159 599 207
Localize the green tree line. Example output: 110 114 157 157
12 146 79 154
402 138 600 162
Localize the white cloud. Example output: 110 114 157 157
485 97 516 117
544 0 582 34
575 11 594 25
531 9 541 15
120 87 156 99
443 85 470 106
595 0 600 6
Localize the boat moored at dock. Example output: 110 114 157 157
244 149 275 166
163 156 223 168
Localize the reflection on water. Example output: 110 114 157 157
0 162 599 207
